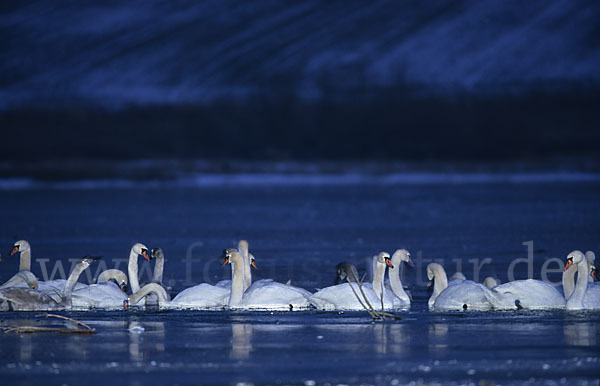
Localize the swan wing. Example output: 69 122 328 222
242 281 311 310
171 284 229 309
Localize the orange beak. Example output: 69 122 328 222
427 280 432 287
251 260 258 270
385 258 394 269
221 256 230 266
10 246 19 255
564 259 573 271
142 249 151 261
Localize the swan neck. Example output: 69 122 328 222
128 248 140 294
568 258 589 306
562 265 576 300
97 269 127 285
372 259 386 299
429 265 448 307
229 254 245 307
389 260 409 302
153 254 164 284
243 253 252 292
62 262 88 303
20 249 31 271
129 283 169 306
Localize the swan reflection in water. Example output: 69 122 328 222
128 321 165 362
428 323 449 353
230 324 253 359
564 323 597 346
315 323 409 355
373 323 409 355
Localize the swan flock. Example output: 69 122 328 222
1 240 598 312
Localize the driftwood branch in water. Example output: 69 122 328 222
2 313 95 334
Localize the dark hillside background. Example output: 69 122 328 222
1 1 599 165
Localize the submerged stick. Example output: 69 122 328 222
346 277 378 319
3 326 95 334
355 274 381 318
2 313 95 334
36 313 94 331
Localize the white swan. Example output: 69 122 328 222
563 251 597 299
0 240 36 289
222 248 311 310
483 278 565 310
309 252 405 311
0 257 98 311
564 250 600 310
216 240 257 291
385 249 412 307
127 243 151 294
2 241 88 295
70 269 129 310
141 247 169 306
427 263 492 311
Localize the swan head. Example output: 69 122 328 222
483 276 500 289
449 272 466 281
426 264 435 281
585 251 596 264
376 252 393 269
391 249 413 267
335 262 358 283
591 265 599 282
238 240 249 252
80 256 102 268
133 243 151 261
564 250 585 271
249 253 258 270
220 248 240 265
151 248 164 260
11 240 30 255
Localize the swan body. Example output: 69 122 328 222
71 281 127 310
484 279 565 310
427 263 491 311
167 246 235 309
309 282 388 310
0 257 98 311
222 248 311 310
564 251 600 310
70 269 129 310
241 279 312 310
310 252 406 311
170 283 230 309
0 270 39 290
